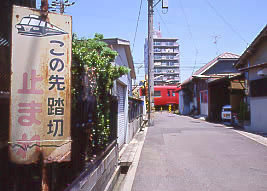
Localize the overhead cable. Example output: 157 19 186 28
177 0 199 75
204 0 248 46
155 7 172 36
132 0 143 53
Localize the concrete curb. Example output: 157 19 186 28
103 166 121 191
117 127 148 191
227 127 267 147
104 127 148 191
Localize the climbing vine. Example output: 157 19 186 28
72 33 130 151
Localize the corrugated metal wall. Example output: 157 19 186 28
117 83 126 149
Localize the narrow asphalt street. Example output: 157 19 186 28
131 112 267 191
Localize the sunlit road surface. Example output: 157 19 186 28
132 112 267 191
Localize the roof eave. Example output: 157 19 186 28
124 45 136 79
103 38 136 79
235 25 267 68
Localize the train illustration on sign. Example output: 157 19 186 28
16 15 67 37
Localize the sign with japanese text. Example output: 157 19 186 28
9 6 72 164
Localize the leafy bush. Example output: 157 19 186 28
72 34 130 151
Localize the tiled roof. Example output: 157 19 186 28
181 52 239 86
194 52 239 75
180 76 193 86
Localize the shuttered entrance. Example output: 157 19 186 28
117 83 126 149
200 90 208 116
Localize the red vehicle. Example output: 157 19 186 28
140 85 180 110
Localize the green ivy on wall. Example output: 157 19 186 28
72 33 130 151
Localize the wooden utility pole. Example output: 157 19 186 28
41 0 48 12
50 0 75 14
40 2 50 190
148 0 154 126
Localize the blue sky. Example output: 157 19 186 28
37 0 266 82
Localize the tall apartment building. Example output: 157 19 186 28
144 30 180 86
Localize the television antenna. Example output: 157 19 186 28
211 35 221 55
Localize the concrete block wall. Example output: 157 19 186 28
127 116 142 144
69 145 118 191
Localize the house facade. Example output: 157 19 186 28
103 38 136 148
179 52 240 119
235 25 267 133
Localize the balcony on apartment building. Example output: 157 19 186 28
154 55 179 61
153 41 179 47
154 75 180 82
154 48 179 54
154 62 180 68
154 69 179 75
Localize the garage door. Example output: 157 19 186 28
117 83 126 148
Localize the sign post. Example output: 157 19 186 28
9 6 72 164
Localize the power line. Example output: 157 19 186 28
155 7 171 36
136 62 207 64
132 0 143 53
177 0 199 75
135 65 205 67
204 0 248 46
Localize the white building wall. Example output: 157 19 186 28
249 97 267 133
246 40 267 133
112 45 132 148
200 103 208 116
179 90 184 114
179 90 191 115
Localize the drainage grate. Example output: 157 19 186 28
120 165 130 174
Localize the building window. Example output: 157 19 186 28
154 91 161 97
167 90 171 96
200 90 208 103
154 41 161 45
164 42 172 46
154 55 161 59
154 48 161 52
167 55 174 59
162 62 167 66
172 91 176 96
154 69 162 73
250 78 267 97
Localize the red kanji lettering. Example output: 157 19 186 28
18 101 42 126
18 70 43 94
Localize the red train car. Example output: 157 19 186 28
140 85 180 110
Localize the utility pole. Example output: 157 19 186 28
147 0 168 126
148 0 154 126
50 0 75 14
41 0 49 12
